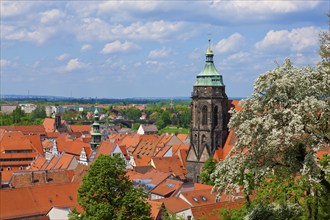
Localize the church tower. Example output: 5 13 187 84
186 40 229 182
90 108 102 150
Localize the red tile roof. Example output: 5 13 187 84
151 156 186 179
0 125 46 135
160 197 191 213
27 135 44 155
150 179 183 197
177 134 189 143
133 135 160 156
69 125 91 133
52 153 76 170
147 200 164 220
180 188 217 207
0 182 81 219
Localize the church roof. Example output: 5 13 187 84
194 41 224 87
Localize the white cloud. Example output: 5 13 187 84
65 58 88 72
2 25 56 44
40 9 65 24
101 40 140 54
81 44 92 52
77 19 189 42
0 1 35 17
255 26 321 52
56 53 69 61
214 33 245 54
148 47 172 59
0 59 11 68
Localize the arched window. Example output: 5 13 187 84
213 106 218 127
202 106 208 125
202 135 206 143
194 134 198 143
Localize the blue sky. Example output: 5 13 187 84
1 1 328 98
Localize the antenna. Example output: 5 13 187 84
208 33 212 46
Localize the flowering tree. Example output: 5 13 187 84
212 36 330 218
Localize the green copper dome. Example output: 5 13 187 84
194 42 224 87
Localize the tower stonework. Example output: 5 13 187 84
186 42 229 182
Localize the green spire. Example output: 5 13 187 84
194 39 224 87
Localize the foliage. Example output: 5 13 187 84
159 126 190 135
125 108 141 120
244 202 303 220
212 56 330 218
30 106 46 120
71 154 151 220
132 123 140 131
155 119 166 130
199 158 217 185
0 106 46 126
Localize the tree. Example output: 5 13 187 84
212 57 329 218
161 111 171 126
199 158 217 185
70 154 151 220
12 106 25 124
30 106 46 120
125 108 141 120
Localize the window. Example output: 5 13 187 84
213 106 218 127
7 167 12 171
202 106 207 125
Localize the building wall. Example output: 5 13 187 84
0 105 17 114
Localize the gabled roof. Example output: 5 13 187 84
141 124 158 133
155 145 172 157
180 188 217 207
147 200 164 220
27 135 43 155
69 125 91 133
0 125 46 135
177 134 189 143
95 141 117 158
214 129 236 162
119 134 141 147
133 135 160 156
0 182 81 219
161 197 191 213
30 156 48 170
132 155 152 167
43 118 65 133
0 131 38 153
150 179 183 197
131 169 172 189
52 153 76 170
151 156 186 179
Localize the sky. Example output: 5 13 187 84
0 1 328 99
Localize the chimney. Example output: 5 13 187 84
55 114 61 130
31 171 34 184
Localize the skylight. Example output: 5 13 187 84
166 183 175 188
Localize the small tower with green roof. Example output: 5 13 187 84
186 40 229 182
90 108 102 150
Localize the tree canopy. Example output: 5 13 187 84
70 154 151 220
212 33 330 218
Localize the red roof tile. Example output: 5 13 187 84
151 156 186 179
160 197 191 213
0 182 81 219
150 179 183 197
